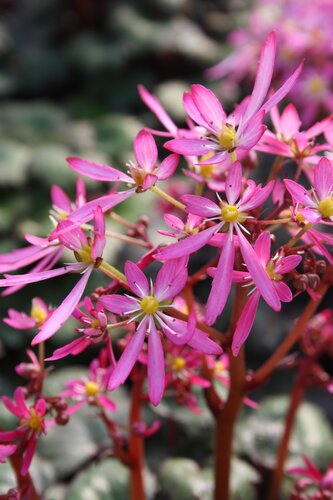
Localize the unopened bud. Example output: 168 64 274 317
307 273 320 290
55 412 70 425
293 275 309 291
316 260 327 275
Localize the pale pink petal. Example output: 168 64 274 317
205 228 235 325
46 337 91 361
196 150 228 165
124 261 149 298
262 61 303 114
299 208 321 223
155 223 222 261
0 444 16 463
138 85 178 136
97 394 116 413
239 181 274 211
183 92 210 129
164 138 216 156
188 329 222 355
0 265 80 287
157 312 195 346
313 157 333 200
51 185 71 213
237 228 281 311
67 157 133 183
98 294 138 315
75 177 86 207
0 246 54 274
155 259 188 302
232 291 260 357
225 161 242 204
156 154 179 180
164 214 184 231
191 84 226 133
284 179 316 208
32 268 93 345
253 231 271 266
242 31 276 124
181 195 220 218
147 319 165 406
134 130 158 172
91 206 106 260
279 104 301 139
108 319 147 390
142 173 158 190
274 255 302 274
57 220 88 251
3 310 36 330
274 281 292 302
21 436 37 476
237 111 266 149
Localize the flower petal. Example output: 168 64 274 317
274 255 302 274
134 129 158 172
274 281 292 302
263 61 303 114
164 138 215 156
181 194 220 218
124 261 149 298
191 84 226 134
98 294 138 315
156 154 179 180
138 85 178 136
313 157 333 200
225 161 242 204
284 179 316 208
67 157 133 183
232 291 260 356
155 259 188 302
253 231 271 267
147 319 165 406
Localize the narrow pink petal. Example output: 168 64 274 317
21 436 37 476
242 32 276 124
279 104 301 139
142 173 158 190
108 319 147 390
97 395 116 413
2 396 23 418
274 281 292 302
313 157 333 200
237 111 266 149
138 85 178 136
0 246 54 274
205 228 235 325
262 61 303 114
156 154 179 180
189 375 210 388
124 261 149 298
46 337 91 361
0 265 78 287
283 179 316 208
98 294 138 315
51 185 71 213
191 84 226 134
155 259 188 302
274 255 302 274
181 195 220 218
57 220 88 251
183 92 210 129
299 208 321 223
4 310 36 330
14 387 29 416
32 268 92 345
253 231 271 267
164 138 215 156
239 181 274 211
147 319 165 406
67 157 133 183
134 130 158 172
237 228 281 311
232 291 260 356
155 223 222 261
157 312 195 346
68 190 136 225
188 329 222 355
0 444 16 462
225 161 242 204
91 206 106 260
164 214 184 231
0 429 24 441
75 177 86 207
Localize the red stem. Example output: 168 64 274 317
129 368 146 500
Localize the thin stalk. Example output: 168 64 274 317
38 342 45 374
150 185 186 211
109 212 136 229
285 223 313 249
129 368 146 500
267 378 305 500
5 440 40 500
267 156 284 183
99 261 127 285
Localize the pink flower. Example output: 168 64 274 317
288 455 333 493
159 213 203 239
156 162 276 324
67 129 179 192
1 207 106 345
3 297 51 330
0 444 16 464
284 157 333 224
221 231 302 356
0 388 48 475
165 33 302 166
61 359 116 415
99 260 221 406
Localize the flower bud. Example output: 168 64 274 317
55 412 70 426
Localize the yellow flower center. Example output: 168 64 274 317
308 75 325 96
140 295 159 315
171 357 186 371
318 196 333 218
75 244 94 264
26 409 43 431
219 124 236 151
31 305 47 327
214 361 226 374
266 260 283 281
221 204 239 223
295 211 306 223
91 319 100 329
198 153 215 179
85 381 100 397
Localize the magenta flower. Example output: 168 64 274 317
284 157 333 224
15 350 42 380
67 129 179 192
165 32 302 165
1 207 106 345
0 444 16 464
288 455 333 494
61 359 116 415
221 231 302 356
159 213 203 239
0 387 48 475
156 162 277 324
3 297 51 330
99 260 221 406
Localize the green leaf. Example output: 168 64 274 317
0 140 31 186
158 458 213 499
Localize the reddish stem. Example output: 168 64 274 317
6 442 40 500
128 367 146 500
